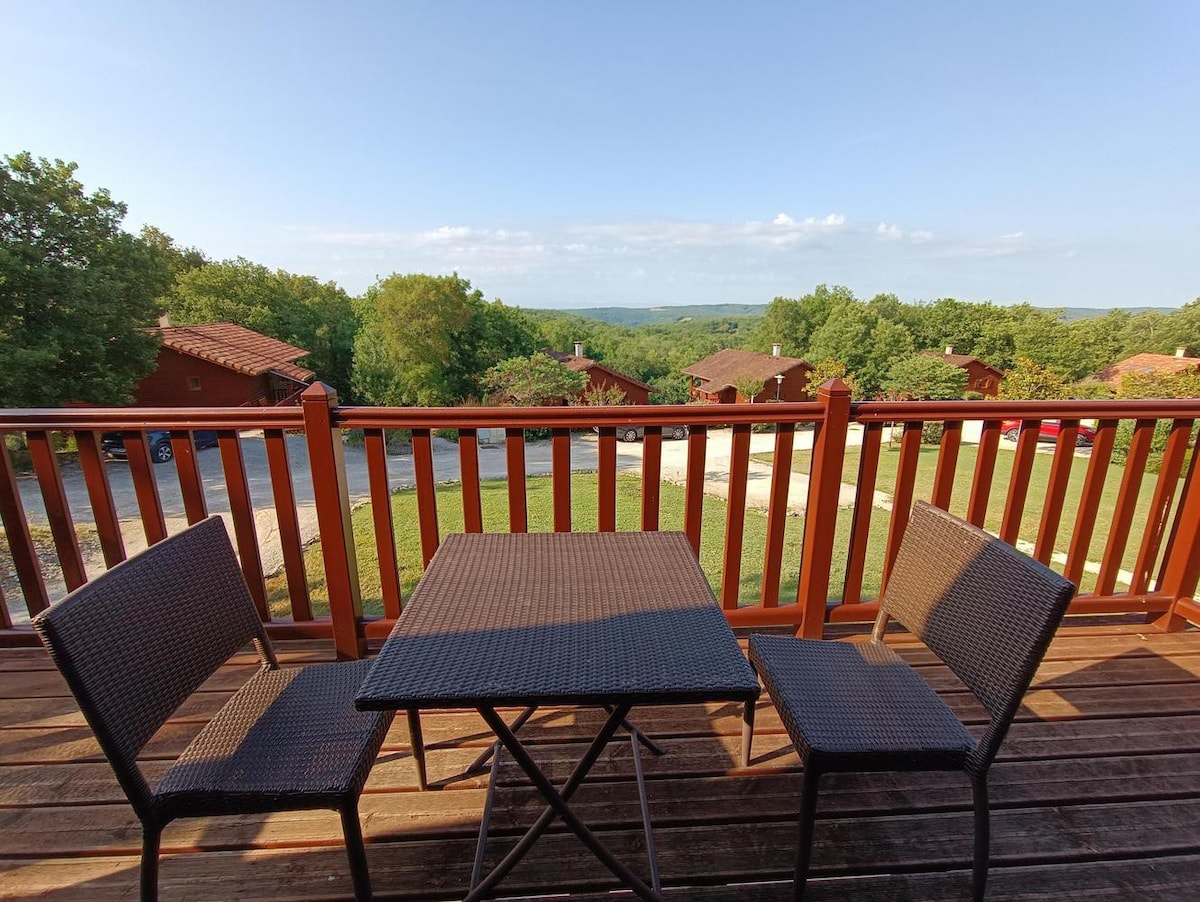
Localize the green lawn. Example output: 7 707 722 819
753 441 1180 595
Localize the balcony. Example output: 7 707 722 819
2 383 1200 898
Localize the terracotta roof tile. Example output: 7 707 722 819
682 348 811 392
154 324 315 382
1093 353 1200 387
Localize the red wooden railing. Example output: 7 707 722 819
2 383 1200 658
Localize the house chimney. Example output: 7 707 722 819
771 343 782 357
945 344 955 355
1176 347 1190 358
574 341 584 357
158 313 172 328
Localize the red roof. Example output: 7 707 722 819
1093 353 1200 388
682 349 811 392
154 324 314 383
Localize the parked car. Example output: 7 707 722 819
100 430 219 463
1000 419 1096 446
595 425 690 442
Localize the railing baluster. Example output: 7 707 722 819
1034 421 1081 565
0 438 47 617
719 424 752 609
760 422 795 607
123 430 167 545
1064 419 1118 588
881 421 922 594
1001 421 1040 544
597 427 617 532
843 422 883 606
412 428 440 565
1132 419 1192 594
218 431 268 620
796 380 851 637
363 428 401 620
930 420 961 510
641 426 662 531
265 428 312 621
505 427 528 533
26 430 86 592
458 428 483 533
171 431 207 524
1156 427 1200 629
74 429 125 568
552 427 572 533
683 425 707 555
1097 419 1155 595
967 420 1002 526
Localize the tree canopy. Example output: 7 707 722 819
483 352 589 405
0 152 170 406
882 355 969 400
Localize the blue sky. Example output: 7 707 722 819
4 1 1198 309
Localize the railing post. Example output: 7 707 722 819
301 383 363 660
1155 443 1200 632
796 380 851 638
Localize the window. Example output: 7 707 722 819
188 377 202 391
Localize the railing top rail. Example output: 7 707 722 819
0 407 304 432
335 401 826 430
853 398 1200 422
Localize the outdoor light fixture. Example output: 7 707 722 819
774 373 783 401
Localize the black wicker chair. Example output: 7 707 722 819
749 500 1075 900
32 516 394 902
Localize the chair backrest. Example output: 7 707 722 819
876 501 1075 770
32 516 271 816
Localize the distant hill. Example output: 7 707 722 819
555 304 767 326
548 303 1177 326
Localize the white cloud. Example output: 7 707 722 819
1001 231 1025 241
773 212 796 225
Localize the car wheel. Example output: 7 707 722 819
1004 428 1020 442
1076 434 1091 447
151 441 174 463
621 428 640 443
670 426 687 441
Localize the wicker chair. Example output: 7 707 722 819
32 516 394 902
749 501 1075 900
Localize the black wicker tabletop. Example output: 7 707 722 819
356 532 760 710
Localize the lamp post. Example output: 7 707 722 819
774 373 784 401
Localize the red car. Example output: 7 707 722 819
1000 419 1096 446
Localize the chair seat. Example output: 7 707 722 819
155 659 392 817
749 635 975 771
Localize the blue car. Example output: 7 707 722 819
100 430 219 463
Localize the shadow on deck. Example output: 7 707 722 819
2 621 1199 900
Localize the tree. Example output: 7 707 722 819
484 353 589 405
165 258 358 400
352 273 539 406
805 359 862 399
0 152 170 406
1112 370 1200 465
572 383 628 406
881 355 969 400
994 357 1072 400
733 375 766 402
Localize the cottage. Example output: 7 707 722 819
134 323 315 407
921 345 1005 396
542 343 656 404
1092 348 1200 391
682 345 813 403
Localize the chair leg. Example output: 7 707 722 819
972 774 990 902
340 802 373 902
406 709 428 790
793 765 821 901
741 699 756 767
140 824 161 902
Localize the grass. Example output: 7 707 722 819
269 473 819 618
754 440 1181 595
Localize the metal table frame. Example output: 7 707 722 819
356 532 760 901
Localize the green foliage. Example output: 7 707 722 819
881 355 969 400
804 359 862 399
650 372 692 405
572 383 629 406
166 258 358 399
352 273 539 406
994 357 1072 400
483 352 589 405
732 375 766 402
0 152 170 406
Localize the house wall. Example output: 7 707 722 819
588 371 651 405
963 362 1002 396
689 368 811 404
133 348 271 407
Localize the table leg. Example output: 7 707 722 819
406 709 427 790
628 731 661 893
604 704 666 756
742 698 756 767
467 705 537 773
470 740 503 890
468 704 664 902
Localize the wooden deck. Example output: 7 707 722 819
2 621 1200 900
